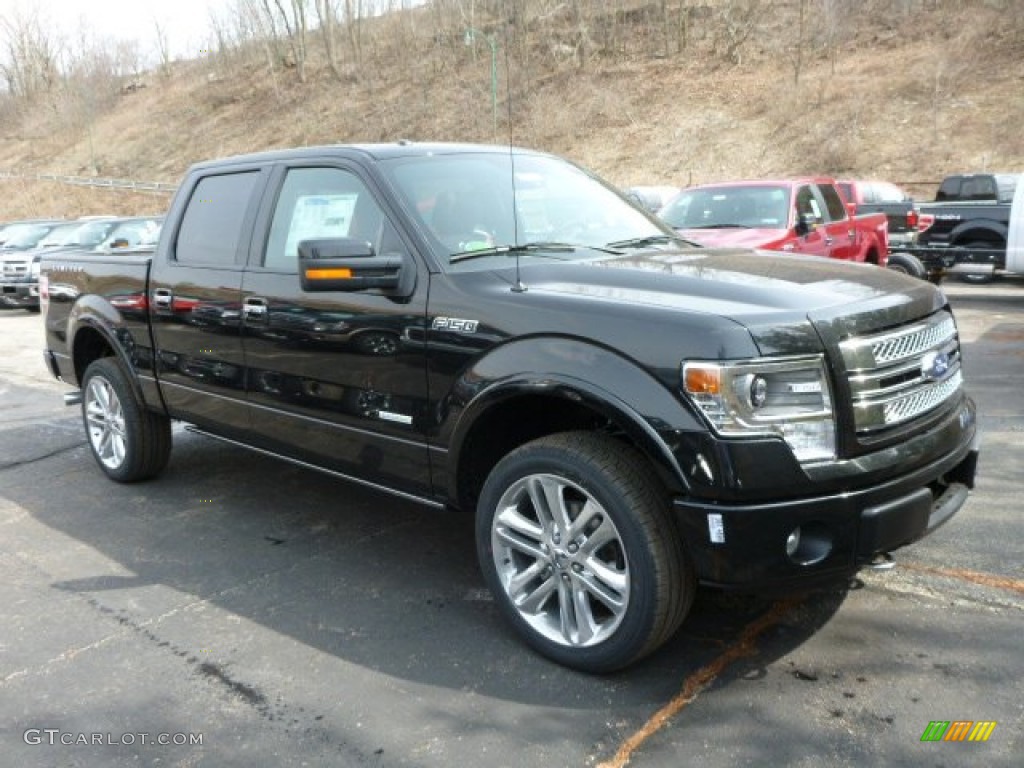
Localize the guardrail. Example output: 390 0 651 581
0 171 177 195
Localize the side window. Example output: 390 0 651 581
795 186 822 224
818 185 848 222
936 178 960 201
176 171 260 265
264 167 392 272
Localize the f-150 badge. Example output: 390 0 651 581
432 316 479 333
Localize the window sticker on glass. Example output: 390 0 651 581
284 194 358 257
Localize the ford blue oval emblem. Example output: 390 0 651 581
920 350 950 381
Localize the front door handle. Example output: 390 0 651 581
242 297 268 320
152 288 172 308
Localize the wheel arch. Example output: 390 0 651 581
68 297 153 409
950 222 1007 247
444 338 706 513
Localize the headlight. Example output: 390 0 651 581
682 355 835 462
31 259 41 277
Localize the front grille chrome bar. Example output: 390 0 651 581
840 311 962 433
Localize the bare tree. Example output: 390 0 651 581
273 0 310 82
791 0 807 84
0 5 62 99
152 17 173 78
315 0 342 80
715 0 763 66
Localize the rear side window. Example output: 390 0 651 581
175 171 260 265
818 184 848 221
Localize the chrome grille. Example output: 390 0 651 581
3 261 28 277
840 311 962 433
869 316 956 365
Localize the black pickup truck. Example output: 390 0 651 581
895 173 1019 283
41 143 979 672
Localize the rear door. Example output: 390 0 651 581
149 167 267 433
816 183 857 260
239 161 434 498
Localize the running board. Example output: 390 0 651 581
182 425 445 510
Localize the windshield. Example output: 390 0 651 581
40 220 118 248
380 151 676 270
660 185 790 230
38 223 85 247
97 218 163 250
2 224 58 249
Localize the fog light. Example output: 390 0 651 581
785 527 801 557
785 521 833 566
749 375 768 408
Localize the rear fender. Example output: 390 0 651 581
950 219 1007 246
68 296 160 410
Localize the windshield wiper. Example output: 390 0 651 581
685 223 750 230
606 234 696 249
450 241 578 264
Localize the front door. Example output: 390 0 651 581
790 184 830 257
239 164 433 498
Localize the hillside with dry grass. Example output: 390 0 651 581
1 0 1022 220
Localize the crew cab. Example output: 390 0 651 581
658 178 889 265
41 143 978 672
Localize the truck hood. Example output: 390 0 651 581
500 247 945 357
674 227 788 250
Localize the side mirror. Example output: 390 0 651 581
845 202 857 218
794 212 816 236
298 237 415 297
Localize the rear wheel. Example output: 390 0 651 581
476 432 693 672
82 357 172 482
886 252 928 279
958 241 999 284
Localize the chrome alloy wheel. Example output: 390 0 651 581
490 473 630 647
84 375 127 470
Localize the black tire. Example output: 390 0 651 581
81 357 172 482
886 252 928 280
476 431 694 673
957 241 999 284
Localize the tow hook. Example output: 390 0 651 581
63 391 83 406
867 552 895 571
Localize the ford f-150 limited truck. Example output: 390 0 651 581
40 143 979 672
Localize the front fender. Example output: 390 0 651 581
443 337 708 498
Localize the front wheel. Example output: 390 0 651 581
476 432 694 672
82 357 172 482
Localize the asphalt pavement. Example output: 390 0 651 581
1 278 1021 767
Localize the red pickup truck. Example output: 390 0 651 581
659 178 889 265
